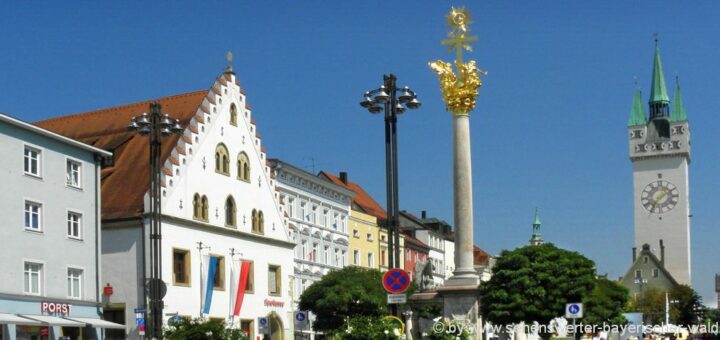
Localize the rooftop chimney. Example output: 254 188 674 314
339 171 348 185
659 239 665 265
632 247 637 262
421 210 427 219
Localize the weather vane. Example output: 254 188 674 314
429 7 487 116
225 51 234 73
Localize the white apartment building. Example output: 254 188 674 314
0 113 117 340
269 160 353 297
269 159 353 337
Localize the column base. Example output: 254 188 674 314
437 285 482 339
445 269 480 287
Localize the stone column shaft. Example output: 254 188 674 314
449 114 479 285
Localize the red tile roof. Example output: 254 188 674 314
474 245 491 266
319 171 387 221
35 91 208 220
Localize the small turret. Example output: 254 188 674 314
671 77 688 122
628 86 647 127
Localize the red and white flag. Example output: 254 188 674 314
230 260 251 316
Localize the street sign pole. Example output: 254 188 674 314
565 303 583 340
383 269 410 316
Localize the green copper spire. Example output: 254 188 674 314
671 77 688 122
628 87 647 126
530 208 543 246
649 41 670 104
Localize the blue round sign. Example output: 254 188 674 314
568 304 580 314
295 312 306 321
259 317 268 326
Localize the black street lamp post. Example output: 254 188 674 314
128 102 183 339
360 74 420 316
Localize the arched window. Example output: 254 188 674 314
251 209 258 232
229 103 238 125
215 144 230 176
193 193 201 219
258 211 264 234
237 152 250 182
225 196 236 227
201 195 209 221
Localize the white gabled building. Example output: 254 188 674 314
37 67 295 339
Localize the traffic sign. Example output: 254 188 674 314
382 269 411 293
294 311 309 328
565 303 583 319
134 309 146 336
258 317 270 335
387 293 407 304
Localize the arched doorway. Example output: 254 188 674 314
267 312 284 340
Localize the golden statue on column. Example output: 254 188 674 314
430 7 487 116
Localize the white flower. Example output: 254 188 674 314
393 328 401 336
384 329 389 334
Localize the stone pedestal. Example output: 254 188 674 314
438 285 482 339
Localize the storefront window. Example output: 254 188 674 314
240 319 254 339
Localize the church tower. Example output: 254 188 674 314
628 41 691 285
529 208 543 246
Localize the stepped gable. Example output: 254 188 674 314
35 91 207 219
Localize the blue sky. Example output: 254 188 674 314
1 2 718 306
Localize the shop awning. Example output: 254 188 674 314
0 313 43 326
65 317 125 329
19 315 85 327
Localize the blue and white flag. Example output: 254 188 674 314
200 255 219 316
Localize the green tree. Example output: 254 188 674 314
627 286 665 325
299 266 415 332
330 316 402 340
704 308 719 325
479 243 596 339
163 317 248 340
583 278 629 327
669 284 704 326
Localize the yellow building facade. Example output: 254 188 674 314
348 211 404 271
348 210 381 268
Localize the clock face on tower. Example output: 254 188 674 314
641 180 679 214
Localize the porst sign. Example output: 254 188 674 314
41 302 72 315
